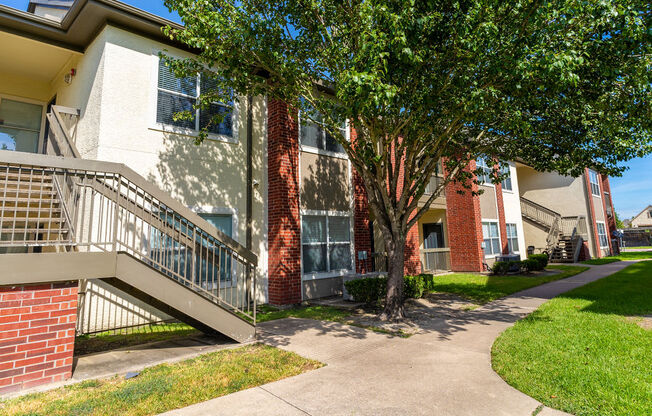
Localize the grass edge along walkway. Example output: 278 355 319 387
492 261 652 416
0 344 322 416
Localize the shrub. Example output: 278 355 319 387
344 276 387 305
492 261 516 275
528 254 549 270
520 258 540 273
344 274 435 304
404 275 427 299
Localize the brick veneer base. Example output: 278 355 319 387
0 282 78 394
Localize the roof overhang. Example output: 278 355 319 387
0 0 187 53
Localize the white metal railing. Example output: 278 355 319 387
424 175 446 197
0 107 258 323
420 248 451 272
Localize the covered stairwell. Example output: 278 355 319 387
0 106 258 343
520 197 587 263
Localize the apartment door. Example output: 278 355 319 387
423 223 444 249
0 97 44 153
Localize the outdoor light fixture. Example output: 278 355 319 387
64 68 76 84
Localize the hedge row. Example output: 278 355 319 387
344 274 436 305
491 253 549 275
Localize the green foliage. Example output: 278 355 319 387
492 262 652 416
520 258 541 273
255 305 350 323
491 261 518 275
163 0 651 313
614 212 625 229
403 275 427 299
528 254 549 270
345 277 388 305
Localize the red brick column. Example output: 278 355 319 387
0 282 77 394
598 174 614 255
350 128 373 274
445 161 484 272
495 181 509 254
584 168 602 258
601 176 617 233
267 99 301 305
404 221 421 275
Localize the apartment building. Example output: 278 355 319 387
0 0 616 393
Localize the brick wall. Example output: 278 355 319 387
267 99 302 305
0 282 77 394
445 161 484 272
584 168 602 258
351 133 373 275
404 221 421 275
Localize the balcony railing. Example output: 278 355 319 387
420 248 451 272
424 175 446 197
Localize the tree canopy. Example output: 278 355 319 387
162 0 651 319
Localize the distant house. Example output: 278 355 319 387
631 205 652 228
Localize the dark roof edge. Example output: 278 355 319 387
0 0 185 53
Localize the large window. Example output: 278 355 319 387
596 221 609 248
299 107 346 154
302 214 352 274
476 157 492 185
156 59 233 137
501 164 512 191
0 97 42 153
482 221 501 256
588 169 601 196
506 223 519 253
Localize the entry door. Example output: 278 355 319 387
423 223 444 249
0 97 44 153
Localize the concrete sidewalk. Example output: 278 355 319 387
163 261 632 416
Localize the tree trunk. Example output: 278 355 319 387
379 235 406 321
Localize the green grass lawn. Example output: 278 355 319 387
428 265 589 304
75 323 200 356
256 304 351 323
582 251 652 265
623 246 652 250
0 344 321 416
492 261 652 416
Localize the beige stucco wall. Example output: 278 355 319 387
516 165 597 256
1 25 270 324
479 185 498 220
300 152 350 211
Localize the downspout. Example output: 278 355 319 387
246 95 253 250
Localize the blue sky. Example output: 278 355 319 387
2 1 650 219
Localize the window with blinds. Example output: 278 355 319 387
156 60 233 137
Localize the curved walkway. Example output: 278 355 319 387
164 261 632 416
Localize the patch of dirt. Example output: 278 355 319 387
626 315 652 330
343 293 480 337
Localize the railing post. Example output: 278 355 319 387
112 174 120 252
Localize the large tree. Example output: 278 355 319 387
162 0 651 320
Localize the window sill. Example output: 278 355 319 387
302 270 354 280
300 145 348 160
149 125 238 144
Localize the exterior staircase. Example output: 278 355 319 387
0 106 257 342
520 197 587 263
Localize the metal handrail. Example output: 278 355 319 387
0 107 258 323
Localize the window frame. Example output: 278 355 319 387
300 210 354 280
476 157 493 186
150 53 238 144
505 223 519 253
588 169 601 197
0 93 47 154
500 164 513 192
298 108 349 159
596 221 609 248
481 220 502 257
